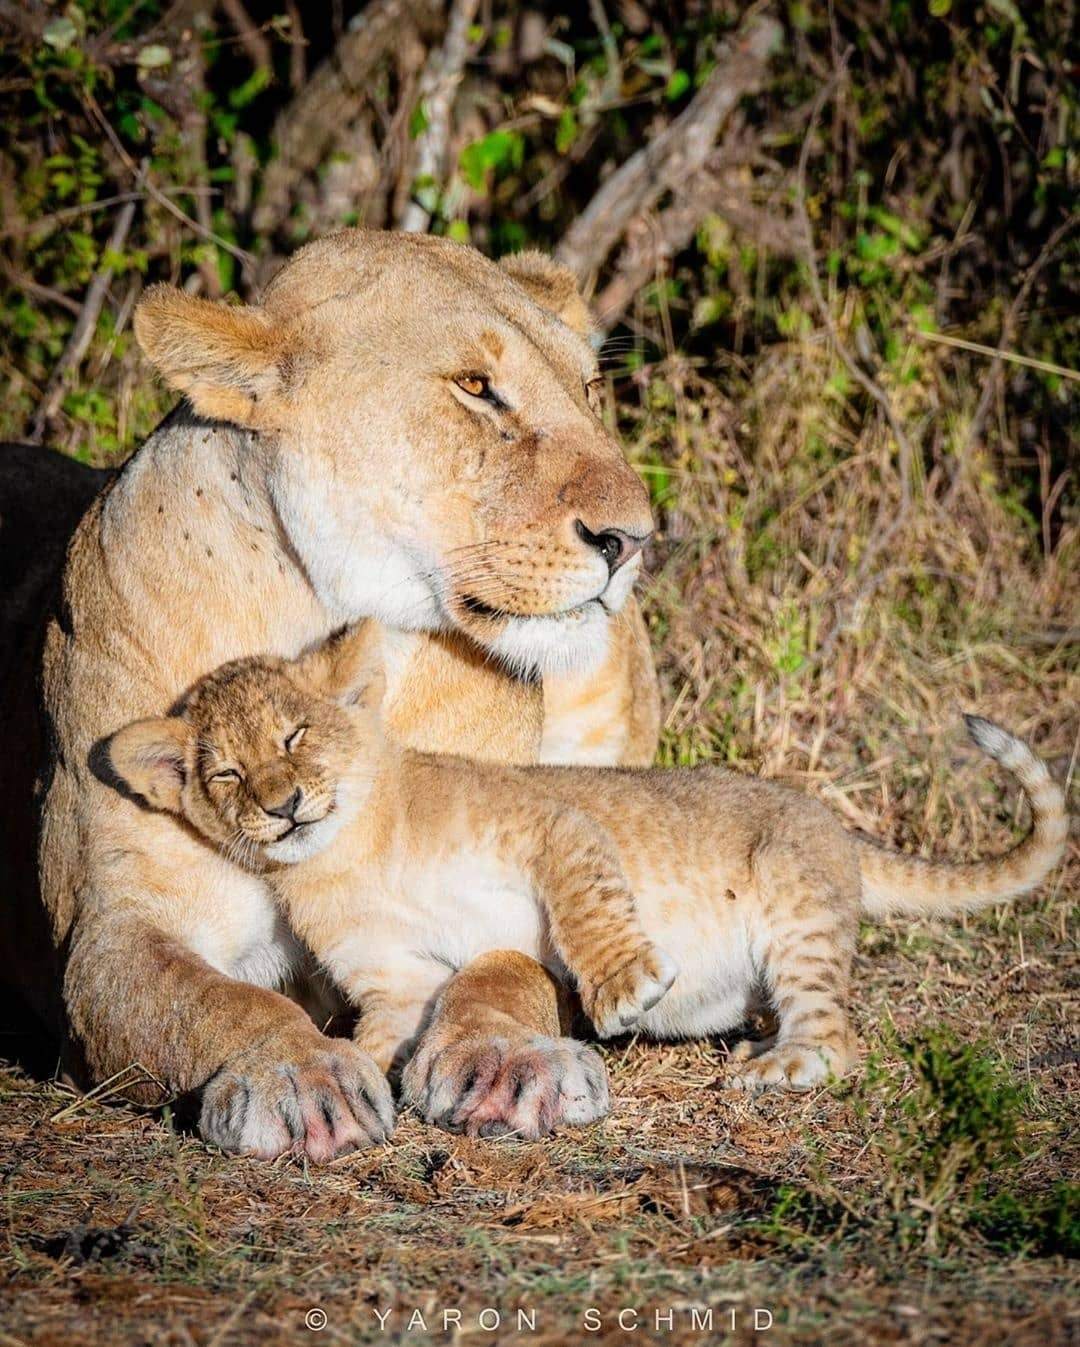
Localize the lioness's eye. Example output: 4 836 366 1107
285 725 307 753
455 373 490 399
210 768 241 784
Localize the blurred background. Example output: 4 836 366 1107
0 3 1076 1341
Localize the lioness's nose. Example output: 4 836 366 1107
265 787 302 820
575 520 647 575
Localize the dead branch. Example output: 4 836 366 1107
82 90 254 280
555 10 782 284
398 0 481 232
29 196 139 443
283 0 306 92
219 0 273 74
593 154 798 331
253 0 442 237
0 262 83 317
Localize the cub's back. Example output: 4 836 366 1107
507 761 838 879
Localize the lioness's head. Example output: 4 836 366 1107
134 231 652 677
107 626 384 867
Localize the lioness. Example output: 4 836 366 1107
107 622 1066 1126
2 231 664 1159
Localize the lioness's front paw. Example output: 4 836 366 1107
724 1039 837 1093
401 1033 609 1140
200 1037 395 1162
584 945 678 1039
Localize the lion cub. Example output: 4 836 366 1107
108 625 1067 1093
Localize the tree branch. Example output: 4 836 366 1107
398 0 481 233
29 196 139 443
253 0 442 237
219 0 273 74
592 153 798 331
555 9 782 284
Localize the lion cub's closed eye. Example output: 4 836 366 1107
106 625 386 868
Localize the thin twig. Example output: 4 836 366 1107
82 89 254 276
0 263 83 317
0 187 215 239
958 212 1080 465
220 0 273 73
49 1061 168 1122
588 0 621 106
283 0 306 91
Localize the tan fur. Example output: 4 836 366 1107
109 629 1067 1112
25 231 660 1158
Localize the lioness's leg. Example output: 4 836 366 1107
66 910 395 1161
400 952 610 1139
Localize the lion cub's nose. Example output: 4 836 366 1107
264 787 303 821
574 520 647 575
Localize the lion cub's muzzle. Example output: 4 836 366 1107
243 782 333 843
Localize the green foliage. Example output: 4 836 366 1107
763 1027 1053 1259
883 1029 1030 1196
459 130 525 194
0 0 1073 485
973 1184 1080 1258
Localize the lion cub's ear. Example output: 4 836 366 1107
107 717 191 813
499 251 593 337
293 623 386 710
134 285 289 428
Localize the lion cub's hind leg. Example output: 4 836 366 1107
726 818 859 1093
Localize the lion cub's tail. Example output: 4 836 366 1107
857 716 1068 919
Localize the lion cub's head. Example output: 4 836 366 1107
107 626 382 868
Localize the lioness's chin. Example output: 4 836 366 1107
483 601 612 680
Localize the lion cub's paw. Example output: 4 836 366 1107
585 945 678 1039
724 1039 840 1094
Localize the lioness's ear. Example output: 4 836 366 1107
134 285 287 427
499 251 592 337
294 623 386 709
107 717 191 812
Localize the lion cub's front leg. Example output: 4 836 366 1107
530 807 677 1038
